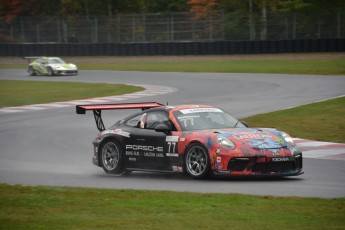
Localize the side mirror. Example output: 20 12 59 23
155 123 171 134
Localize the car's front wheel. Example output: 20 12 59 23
99 139 125 175
184 143 211 179
28 66 35 76
47 67 54 76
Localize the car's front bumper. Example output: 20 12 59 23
213 153 303 177
53 69 78 75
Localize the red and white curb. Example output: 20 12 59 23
293 138 345 161
0 84 177 114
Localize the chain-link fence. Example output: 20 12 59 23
0 9 344 43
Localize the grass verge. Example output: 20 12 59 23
243 96 345 143
0 80 143 107
1 58 344 75
77 58 345 75
1 184 344 230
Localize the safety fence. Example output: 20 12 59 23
1 9 344 44
1 39 344 56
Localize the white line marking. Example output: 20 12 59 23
0 84 177 114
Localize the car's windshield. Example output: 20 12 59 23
173 108 245 131
48 58 65 64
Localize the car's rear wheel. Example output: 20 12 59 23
99 139 125 175
47 67 54 76
28 66 35 76
184 143 211 179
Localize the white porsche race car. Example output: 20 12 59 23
25 56 78 76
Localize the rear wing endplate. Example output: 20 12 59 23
76 102 164 132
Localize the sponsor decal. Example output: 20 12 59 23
180 137 185 141
125 145 165 158
233 134 272 140
177 115 200 120
272 157 290 162
215 162 223 169
101 129 130 138
218 169 231 174
166 136 179 142
217 156 222 163
126 145 163 152
172 166 183 172
126 151 140 156
166 153 179 157
180 108 223 114
114 129 130 138
129 157 136 161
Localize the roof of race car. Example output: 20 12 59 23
24 56 63 63
168 104 216 111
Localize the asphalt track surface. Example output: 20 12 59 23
1 69 345 198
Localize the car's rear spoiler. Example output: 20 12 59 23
76 102 164 131
23 57 42 62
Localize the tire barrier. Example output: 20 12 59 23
0 39 344 56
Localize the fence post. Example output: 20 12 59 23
94 17 98 43
36 24 40 42
337 9 341 38
221 10 225 40
132 15 136 42
21 20 25 42
292 13 296 39
249 0 255 40
57 19 61 43
285 18 289 39
116 15 120 42
142 14 146 42
209 14 213 41
62 19 67 43
170 16 174 41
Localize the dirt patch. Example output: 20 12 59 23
1 53 344 64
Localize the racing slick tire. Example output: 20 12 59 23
184 143 211 179
28 66 36 76
47 67 54 76
99 139 126 175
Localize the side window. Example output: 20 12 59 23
145 112 170 129
125 114 142 127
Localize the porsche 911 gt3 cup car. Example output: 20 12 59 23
25 56 78 76
76 102 303 179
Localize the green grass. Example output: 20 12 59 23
1 184 344 230
1 58 344 75
243 97 345 143
78 59 345 75
0 80 143 107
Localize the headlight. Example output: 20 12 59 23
281 132 295 146
216 135 235 149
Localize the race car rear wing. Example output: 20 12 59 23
76 102 164 131
23 57 42 63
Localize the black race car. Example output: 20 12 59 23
76 102 303 179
